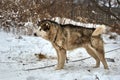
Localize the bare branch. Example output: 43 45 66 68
90 0 120 21
117 0 120 5
108 0 112 8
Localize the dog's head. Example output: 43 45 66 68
34 20 58 41
34 20 51 40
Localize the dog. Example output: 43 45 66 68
34 20 108 70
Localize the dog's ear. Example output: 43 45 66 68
43 22 50 31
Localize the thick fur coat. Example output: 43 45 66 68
34 20 108 70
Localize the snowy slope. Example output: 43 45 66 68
0 31 120 80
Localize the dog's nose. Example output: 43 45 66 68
34 33 37 36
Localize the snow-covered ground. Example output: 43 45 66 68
0 31 120 80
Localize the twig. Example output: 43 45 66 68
70 57 91 62
24 64 56 71
106 47 120 53
0 61 17 63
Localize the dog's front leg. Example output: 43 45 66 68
53 43 66 70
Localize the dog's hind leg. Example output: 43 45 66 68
85 44 100 68
95 46 109 69
91 37 109 69
97 51 108 69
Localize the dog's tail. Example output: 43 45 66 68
92 25 106 36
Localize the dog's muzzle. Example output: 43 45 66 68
34 33 37 36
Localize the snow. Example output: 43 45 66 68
0 30 120 80
24 22 33 28
51 17 107 29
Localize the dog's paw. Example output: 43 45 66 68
93 65 100 68
104 66 109 70
55 66 63 70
